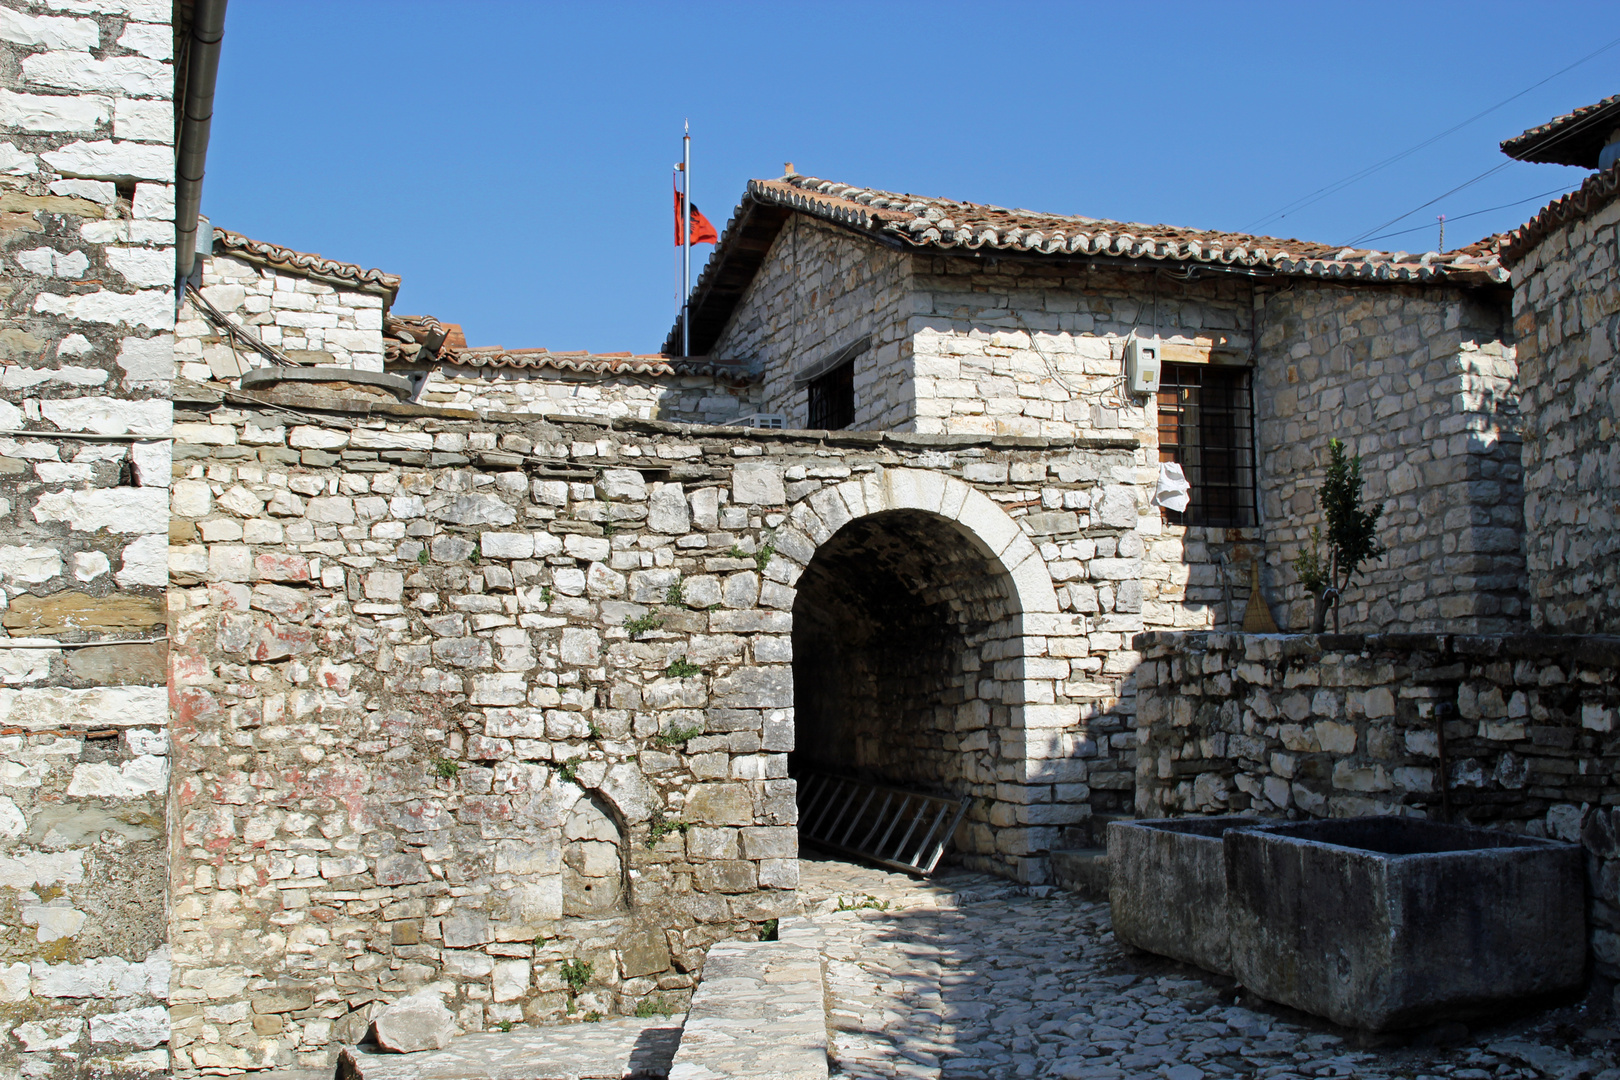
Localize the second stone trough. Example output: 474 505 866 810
1110 815 1586 1032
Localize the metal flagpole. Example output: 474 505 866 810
682 121 691 357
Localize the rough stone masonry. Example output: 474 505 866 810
0 2 177 1078
164 391 1154 1074
1502 166 1620 635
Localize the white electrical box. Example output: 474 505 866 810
1125 334 1161 395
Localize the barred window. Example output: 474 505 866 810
1157 363 1256 527
807 360 855 430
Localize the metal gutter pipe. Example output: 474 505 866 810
174 0 228 285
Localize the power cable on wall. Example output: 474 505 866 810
185 283 298 368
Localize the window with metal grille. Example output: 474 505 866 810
1157 363 1256 527
807 360 855 430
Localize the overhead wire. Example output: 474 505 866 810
1344 95 1620 247
1344 161 1516 246
1240 31 1620 234
1353 183 1582 247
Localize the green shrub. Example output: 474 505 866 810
1293 438 1386 633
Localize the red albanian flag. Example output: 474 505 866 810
674 183 719 246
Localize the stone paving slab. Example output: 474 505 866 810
797 854 1027 915
805 862 1620 1080
668 938 828 1080
336 1018 683 1080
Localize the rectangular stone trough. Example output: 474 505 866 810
1224 817 1586 1032
1107 816 1259 976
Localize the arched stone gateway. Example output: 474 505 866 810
775 468 1085 881
167 413 1147 1060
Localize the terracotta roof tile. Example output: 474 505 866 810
1500 161 1620 266
1501 93 1620 168
213 227 402 300
381 313 754 382
750 176 1506 282
665 174 1507 354
440 347 755 382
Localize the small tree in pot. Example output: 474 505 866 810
1293 438 1386 633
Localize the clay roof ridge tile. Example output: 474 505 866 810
212 227 401 295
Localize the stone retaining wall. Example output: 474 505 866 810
166 399 1161 1073
1133 631 1620 977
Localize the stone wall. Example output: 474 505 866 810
903 258 1249 441
709 216 911 430
413 365 759 426
165 399 1157 1073
1254 283 1522 635
1134 631 1620 975
900 257 1272 638
176 246 388 379
1509 192 1620 633
0 1 175 1076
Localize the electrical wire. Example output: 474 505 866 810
1241 32 1620 234
1344 161 1517 245
0 635 168 650
1354 183 1582 247
1345 94 1620 247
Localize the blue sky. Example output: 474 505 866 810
203 1 1620 353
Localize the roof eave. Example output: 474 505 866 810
212 229 403 305
1500 94 1620 169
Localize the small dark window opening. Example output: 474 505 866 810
807 360 855 430
1157 363 1256 527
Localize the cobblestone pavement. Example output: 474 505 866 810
801 857 1618 1080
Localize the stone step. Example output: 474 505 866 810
337 1017 683 1079
668 925 828 1080
1050 847 1110 899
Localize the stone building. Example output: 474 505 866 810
1129 92 1620 1000
181 228 763 426
671 173 1523 635
0 1 180 1075
2 0 1618 1073
1498 93 1620 634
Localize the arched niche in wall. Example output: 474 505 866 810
561 792 626 916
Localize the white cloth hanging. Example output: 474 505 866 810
1152 461 1191 512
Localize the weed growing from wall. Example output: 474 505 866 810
665 657 701 679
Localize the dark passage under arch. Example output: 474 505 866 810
790 509 1019 812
